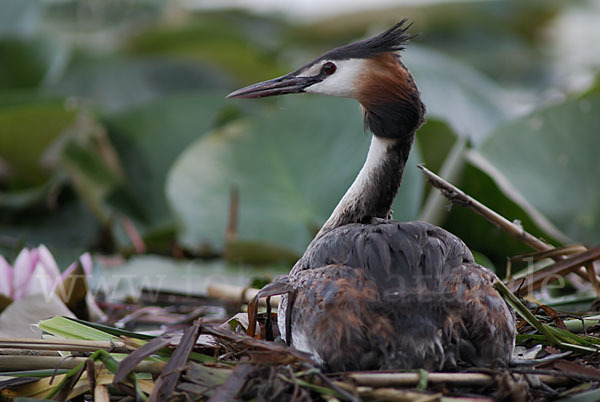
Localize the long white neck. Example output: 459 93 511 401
318 135 408 236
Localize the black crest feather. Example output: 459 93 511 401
320 19 413 61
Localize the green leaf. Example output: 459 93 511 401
103 91 231 237
0 98 76 188
167 96 423 255
474 93 600 245
415 118 457 175
66 317 155 340
405 45 513 145
39 316 118 342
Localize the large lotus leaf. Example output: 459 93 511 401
0 98 76 188
415 118 457 178
51 57 232 112
404 45 513 146
473 93 600 245
167 95 423 255
102 91 231 234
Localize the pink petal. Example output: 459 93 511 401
60 253 93 280
37 245 61 280
79 253 93 276
12 248 36 300
0 256 13 298
24 261 53 297
61 261 78 280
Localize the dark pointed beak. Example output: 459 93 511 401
227 74 318 99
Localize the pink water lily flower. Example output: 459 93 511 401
0 245 92 301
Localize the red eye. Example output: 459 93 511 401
322 62 337 75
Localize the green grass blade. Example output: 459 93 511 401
39 316 118 342
65 317 156 340
495 281 560 345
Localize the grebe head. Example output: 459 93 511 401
227 20 425 138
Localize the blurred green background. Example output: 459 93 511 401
1 0 599 279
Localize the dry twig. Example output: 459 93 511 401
345 371 572 387
0 338 128 353
418 165 600 296
0 355 165 373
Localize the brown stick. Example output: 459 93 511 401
510 245 587 263
120 216 146 254
418 165 600 295
345 371 571 387
226 186 239 242
585 263 600 296
418 165 553 251
509 245 595 285
506 246 600 293
0 338 127 352
207 283 280 307
0 355 165 373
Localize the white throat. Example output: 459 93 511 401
319 135 393 235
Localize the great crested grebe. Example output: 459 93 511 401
228 20 515 372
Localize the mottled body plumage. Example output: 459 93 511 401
228 20 515 372
278 221 515 371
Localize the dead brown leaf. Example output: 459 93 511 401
114 333 173 384
148 322 201 402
